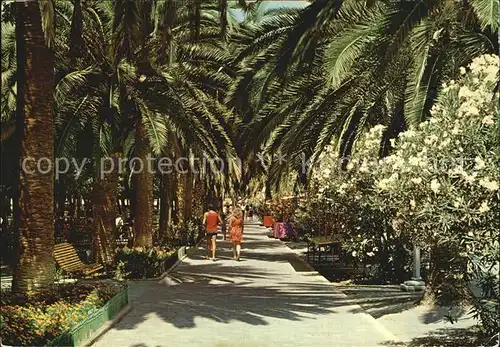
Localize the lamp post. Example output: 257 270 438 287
401 245 426 291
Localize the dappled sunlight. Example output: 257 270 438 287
91 224 392 346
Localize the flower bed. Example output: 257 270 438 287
0 283 126 346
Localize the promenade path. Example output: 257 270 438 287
92 222 400 347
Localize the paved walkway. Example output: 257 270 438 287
92 223 400 347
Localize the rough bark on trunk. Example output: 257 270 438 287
12 0 55 296
183 171 193 222
92 154 119 264
133 118 153 247
171 172 179 224
159 173 171 238
219 0 227 39
176 172 185 224
192 177 205 218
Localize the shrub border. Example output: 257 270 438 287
45 285 129 347
157 235 205 280
124 245 187 281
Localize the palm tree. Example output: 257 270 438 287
11 0 56 295
111 0 240 246
53 0 131 262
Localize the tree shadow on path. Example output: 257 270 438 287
381 328 497 347
115 262 355 331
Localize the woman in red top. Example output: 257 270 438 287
203 204 223 260
230 207 244 261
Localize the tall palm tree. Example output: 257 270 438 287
11 0 56 295
111 0 240 245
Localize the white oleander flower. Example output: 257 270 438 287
409 157 419 166
376 179 389 190
411 177 422 184
479 201 490 213
410 199 416 208
474 157 486 170
467 105 480 116
430 179 440 193
479 178 499 191
482 115 495 125
439 138 451 148
459 86 472 99
485 64 499 82
463 172 477 184
460 67 466 75
367 252 375 257
389 173 399 182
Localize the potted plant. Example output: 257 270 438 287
260 201 274 227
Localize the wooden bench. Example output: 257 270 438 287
306 235 343 265
53 243 103 277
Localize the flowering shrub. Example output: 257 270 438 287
305 124 414 283
253 200 271 219
370 54 499 332
268 197 296 222
308 54 499 333
0 283 123 346
114 246 175 279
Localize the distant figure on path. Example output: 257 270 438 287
248 204 254 221
245 204 250 221
203 204 223 260
230 206 244 261
221 205 230 240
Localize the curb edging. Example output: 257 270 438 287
83 304 132 347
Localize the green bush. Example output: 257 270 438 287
0 283 122 346
153 218 202 249
114 246 175 279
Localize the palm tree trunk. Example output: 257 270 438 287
92 153 119 264
192 177 205 218
159 173 171 238
183 171 194 222
219 0 228 39
176 172 185 224
12 0 55 296
191 0 201 41
133 118 153 247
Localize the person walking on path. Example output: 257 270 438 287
230 207 244 261
203 204 223 260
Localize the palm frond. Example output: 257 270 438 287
470 0 499 31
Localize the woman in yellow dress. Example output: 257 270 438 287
230 207 244 261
